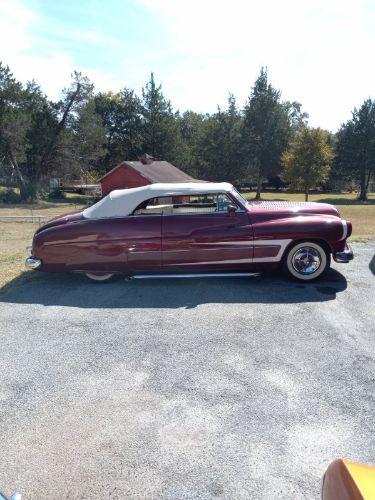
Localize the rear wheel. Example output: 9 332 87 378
283 241 330 281
85 272 114 282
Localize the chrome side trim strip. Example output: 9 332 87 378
192 241 253 246
127 238 292 263
164 258 252 266
130 272 261 280
129 248 252 254
159 210 246 216
193 238 291 248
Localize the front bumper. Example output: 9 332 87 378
334 243 354 263
25 257 42 270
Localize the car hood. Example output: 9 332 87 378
248 200 340 217
35 211 84 235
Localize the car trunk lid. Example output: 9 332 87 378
34 211 84 235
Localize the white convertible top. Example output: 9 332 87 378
83 182 234 219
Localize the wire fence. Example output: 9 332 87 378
0 204 83 226
0 215 52 226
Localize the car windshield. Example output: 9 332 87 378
231 188 250 209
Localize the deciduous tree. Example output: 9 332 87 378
94 89 143 172
282 127 333 201
0 65 99 200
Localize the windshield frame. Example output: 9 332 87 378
230 187 251 210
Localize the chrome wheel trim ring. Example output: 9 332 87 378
291 246 322 275
286 242 327 281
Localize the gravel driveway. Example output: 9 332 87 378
0 242 374 499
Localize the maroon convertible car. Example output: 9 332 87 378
25 182 353 282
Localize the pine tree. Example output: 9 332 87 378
335 99 375 201
73 98 107 172
241 68 290 198
197 94 243 183
141 73 180 161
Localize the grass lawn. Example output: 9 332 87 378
0 191 374 291
0 197 88 291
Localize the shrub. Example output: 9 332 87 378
20 184 39 202
38 188 50 201
39 188 66 201
1 188 21 204
48 188 66 200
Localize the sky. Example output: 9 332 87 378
1 0 374 131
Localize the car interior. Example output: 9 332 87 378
133 193 237 215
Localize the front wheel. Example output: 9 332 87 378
283 241 330 281
85 272 115 282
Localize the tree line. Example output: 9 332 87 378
0 62 374 202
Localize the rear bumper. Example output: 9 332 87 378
25 257 42 270
334 243 354 263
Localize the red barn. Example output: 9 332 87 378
99 154 197 197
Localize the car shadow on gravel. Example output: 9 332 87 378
0 268 348 308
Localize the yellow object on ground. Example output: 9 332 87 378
322 459 375 500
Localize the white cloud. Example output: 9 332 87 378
138 0 375 130
0 0 123 99
0 0 36 52
1 0 374 130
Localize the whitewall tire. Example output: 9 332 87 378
85 272 115 282
283 241 330 281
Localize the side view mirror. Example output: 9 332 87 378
227 205 237 216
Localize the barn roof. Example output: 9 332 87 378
99 160 198 184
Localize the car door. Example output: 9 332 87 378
161 192 254 272
62 214 161 274
125 213 162 273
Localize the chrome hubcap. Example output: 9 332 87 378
292 247 321 275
